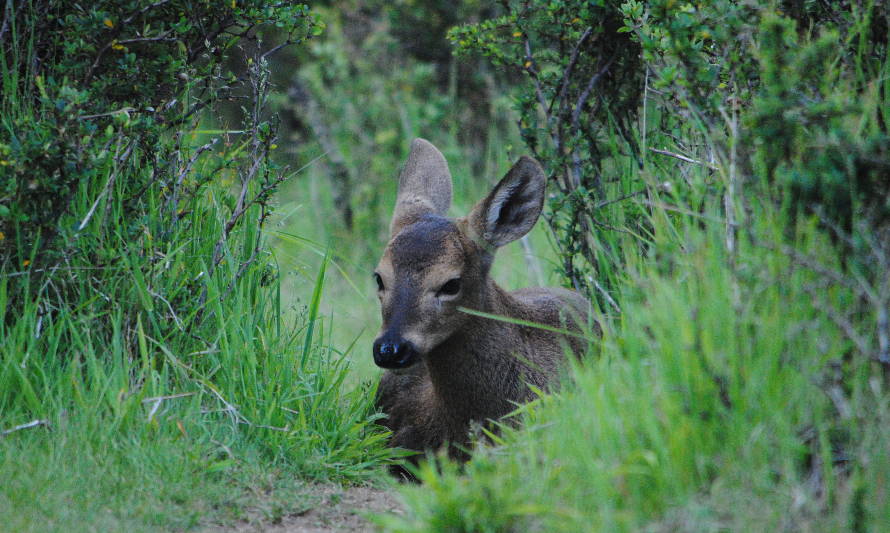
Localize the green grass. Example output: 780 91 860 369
376 200 890 532
1 23 395 530
0 235 394 530
4 2 888 532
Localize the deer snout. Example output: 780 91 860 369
373 333 420 370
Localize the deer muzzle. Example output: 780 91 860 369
373 333 420 369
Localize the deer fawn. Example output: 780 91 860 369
373 139 591 464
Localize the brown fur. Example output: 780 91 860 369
373 139 593 465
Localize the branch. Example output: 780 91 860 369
1 419 49 437
551 27 593 118
78 138 137 231
649 147 719 170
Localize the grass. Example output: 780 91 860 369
0 9 395 525
377 195 890 532
3 2 888 531
0 235 394 530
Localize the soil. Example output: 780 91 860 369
213 485 404 533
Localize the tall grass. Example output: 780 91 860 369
0 4 394 530
378 184 889 531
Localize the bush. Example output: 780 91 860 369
0 0 318 269
0 0 391 502
451 1 889 304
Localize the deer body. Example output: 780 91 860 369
372 139 590 460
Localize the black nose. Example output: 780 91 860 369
373 335 419 369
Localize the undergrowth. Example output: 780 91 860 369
0 2 393 530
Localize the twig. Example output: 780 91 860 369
592 278 620 314
551 27 593 117
1 419 49 437
571 56 615 128
143 392 196 423
595 188 646 209
523 38 552 133
648 147 719 170
122 0 171 25
78 138 137 231
77 107 136 121
117 36 177 45
169 138 218 222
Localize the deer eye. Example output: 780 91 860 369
437 278 461 297
373 272 385 292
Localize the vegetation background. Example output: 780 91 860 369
1 0 887 531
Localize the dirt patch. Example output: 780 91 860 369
214 485 404 533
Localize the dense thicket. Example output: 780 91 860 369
451 0 889 301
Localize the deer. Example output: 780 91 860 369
372 138 592 468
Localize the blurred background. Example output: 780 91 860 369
263 1 557 379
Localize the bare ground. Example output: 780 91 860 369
209 485 404 533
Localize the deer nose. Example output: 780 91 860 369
373 335 419 369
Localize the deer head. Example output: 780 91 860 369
372 138 546 370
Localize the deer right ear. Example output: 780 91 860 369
390 139 453 236
468 156 546 248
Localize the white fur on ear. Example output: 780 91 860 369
471 156 546 248
390 138 453 235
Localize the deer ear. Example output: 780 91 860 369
390 138 453 235
468 156 546 248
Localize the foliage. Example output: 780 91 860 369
381 1 890 531
0 0 319 268
379 185 890 533
450 0 644 302
451 1 889 305
0 2 393 528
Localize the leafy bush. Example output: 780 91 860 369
0 0 318 268
451 1 888 303
0 6 392 527
450 0 643 301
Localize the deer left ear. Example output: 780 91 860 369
468 156 546 248
390 138 453 236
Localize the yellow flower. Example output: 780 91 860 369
512 31 522 37
23 259 31 267
524 60 532 68
103 18 114 28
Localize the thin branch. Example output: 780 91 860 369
551 27 593 117
78 138 137 231
1 419 49 437
122 0 171 25
571 55 615 128
143 392 196 422
649 147 719 170
523 37 555 136
169 138 219 223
